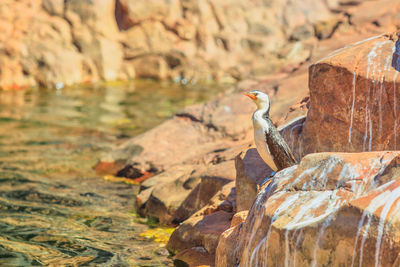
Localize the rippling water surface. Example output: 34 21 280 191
0 81 225 266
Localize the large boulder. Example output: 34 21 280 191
220 151 400 267
167 210 234 257
299 31 400 155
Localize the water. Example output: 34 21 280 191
0 80 226 266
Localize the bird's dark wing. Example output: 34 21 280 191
264 118 297 171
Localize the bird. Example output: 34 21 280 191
244 90 297 172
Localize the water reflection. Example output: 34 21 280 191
0 80 225 265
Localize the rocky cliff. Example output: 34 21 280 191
0 0 371 89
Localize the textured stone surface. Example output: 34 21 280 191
167 210 234 254
173 161 236 223
235 149 268 212
136 165 202 224
234 151 400 267
0 0 343 89
215 223 242 267
300 31 400 155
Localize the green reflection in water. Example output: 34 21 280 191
0 80 227 266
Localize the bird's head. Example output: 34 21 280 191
244 90 270 111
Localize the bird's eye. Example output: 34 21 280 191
254 93 258 96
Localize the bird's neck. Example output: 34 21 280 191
255 104 270 117
253 106 270 131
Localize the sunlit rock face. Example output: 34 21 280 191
300 32 400 155
233 151 400 267
0 0 338 89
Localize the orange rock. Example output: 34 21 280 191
215 224 242 267
174 247 215 267
235 149 270 212
173 161 236 223
300 31 400 155
230 211 248 227
167 210 234 255
232 151 400 267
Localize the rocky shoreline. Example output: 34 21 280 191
100 31 400 267
3 1 400 266
51 1 400 266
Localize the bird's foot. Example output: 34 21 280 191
261 171 276 187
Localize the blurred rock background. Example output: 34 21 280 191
0 0 381 89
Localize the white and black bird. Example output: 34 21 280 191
245 90 297 172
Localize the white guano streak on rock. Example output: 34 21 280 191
284 192 335 231
353 35 383 46
311 211 338 267
351 211 368 267
284 230 290 267
244 191 269 267
377 50 394 148
363 41 390 151
274 165 298 185
374 186 400 267
302 166 324 190
292 229 303 267
248 193 300 267
320 157 339 189
305 156 338 191
284 165 319 191
363 41 383 151
318 35 382 64
394 71 399 149
350 181 396 267
349 71 357 144
345 156 385 197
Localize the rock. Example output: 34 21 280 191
279 116 307 161
215 224 242 267
180 93 255 138
99 114 223 174
235 149 269 212
167 179 238 264
174 247 214 267
234 151 400 266
167 210 234 254
190 181 236 219
230 210 248 227
136 187 152 208
300 31 400 156
65 0 119 40
137 165 202 223
346 0 400 32
138 160 236 224
172 161 236 223
42 0 64 16
1 0 400 88
131 55 168 80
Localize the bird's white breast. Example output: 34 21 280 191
253 114 278 171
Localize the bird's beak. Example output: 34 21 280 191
244 92 257 100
